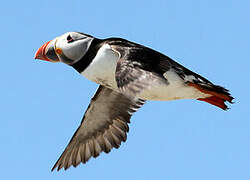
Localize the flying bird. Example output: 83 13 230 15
35 32 233 171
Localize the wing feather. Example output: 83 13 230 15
51 85 145 171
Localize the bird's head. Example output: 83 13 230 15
34 32 94 65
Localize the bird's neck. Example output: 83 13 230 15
71 38 103 73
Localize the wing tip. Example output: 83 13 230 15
51 163 59 172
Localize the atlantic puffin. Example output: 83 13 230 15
35 32 233 171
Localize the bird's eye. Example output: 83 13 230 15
67 35 74 43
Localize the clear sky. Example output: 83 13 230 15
1 0 249 179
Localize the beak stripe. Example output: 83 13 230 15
35 40 52 61
42 40 52 61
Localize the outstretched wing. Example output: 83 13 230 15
52 85 145 171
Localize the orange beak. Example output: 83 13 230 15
34 40 60 62
34 40 52 61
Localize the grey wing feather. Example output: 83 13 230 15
51 85 145 171
115 59 166 96
111 43 169 96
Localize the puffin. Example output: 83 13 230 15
35 32 233 171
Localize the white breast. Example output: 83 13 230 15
81 44 120 89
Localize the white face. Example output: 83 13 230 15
54 32 94 64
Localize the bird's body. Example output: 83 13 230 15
74 38 210 101
35 32 233 171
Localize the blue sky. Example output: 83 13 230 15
1 0 250 179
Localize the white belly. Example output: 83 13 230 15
81 44 119 89
138 70 210 101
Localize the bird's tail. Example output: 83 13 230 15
187 82 234 110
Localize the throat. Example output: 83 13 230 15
71 38 102 73
79 43 120 89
